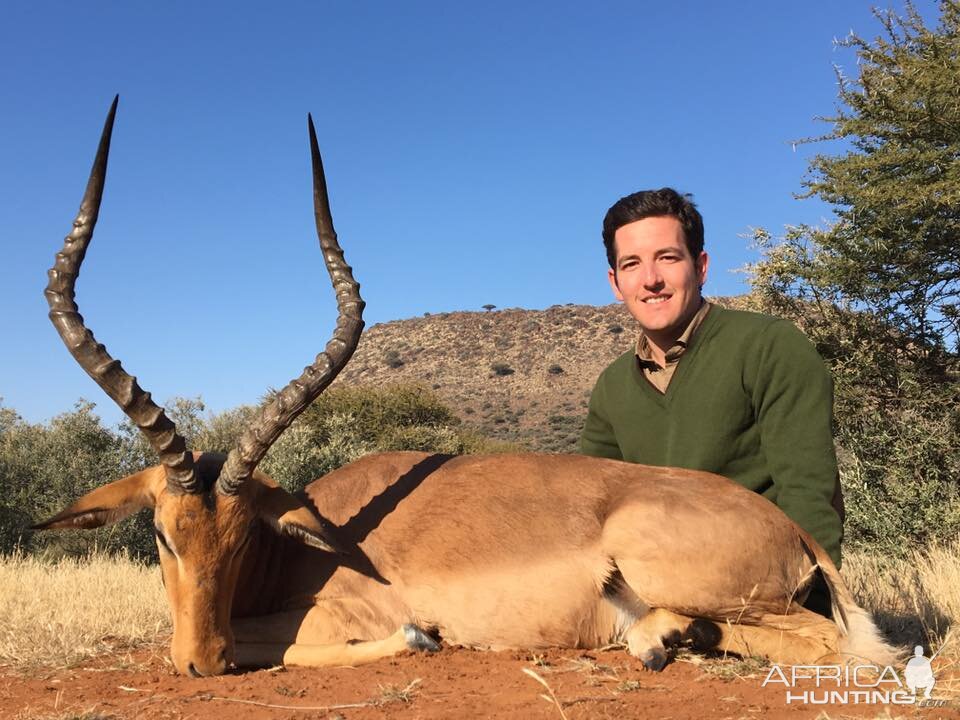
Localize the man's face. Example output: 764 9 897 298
607 216 708 347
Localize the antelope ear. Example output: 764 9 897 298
257 484 344 554
30 467 162 531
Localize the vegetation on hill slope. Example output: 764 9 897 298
334 303 637 452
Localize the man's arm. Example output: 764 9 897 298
749 320 844 566
580 376 624 460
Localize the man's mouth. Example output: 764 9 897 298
643 295 670 304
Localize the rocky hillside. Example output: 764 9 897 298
332 303 633 452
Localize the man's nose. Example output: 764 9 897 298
641 264 663 288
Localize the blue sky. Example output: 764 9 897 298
0 1 940 426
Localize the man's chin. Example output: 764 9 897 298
632 312 678 333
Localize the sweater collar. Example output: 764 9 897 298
635 300 713 370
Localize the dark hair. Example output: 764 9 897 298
602 188 704 270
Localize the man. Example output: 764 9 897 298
580 188 843 611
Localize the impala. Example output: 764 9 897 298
33 98 897 677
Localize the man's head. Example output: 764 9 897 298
603 188 708 351
602 188 704 271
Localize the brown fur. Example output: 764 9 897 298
35 449 898 675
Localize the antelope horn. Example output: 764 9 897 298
215 114 365 496
45 96 200 494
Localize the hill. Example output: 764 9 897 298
335 303 633 452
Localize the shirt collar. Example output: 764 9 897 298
636 300 712 368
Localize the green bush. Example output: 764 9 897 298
835 381 960 555
1 402 154 559
268 383 513 492
260 412 374 492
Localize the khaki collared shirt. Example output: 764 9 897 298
636 301 712 393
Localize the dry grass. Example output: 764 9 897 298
375 677 422 705
0 551 169 669
842 546 960 704
678 649 769 681
200 679 423 713
844 543 960 662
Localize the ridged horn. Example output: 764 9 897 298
45 96 199 494
215 114 365 496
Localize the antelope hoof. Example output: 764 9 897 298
639 647 669 672
403 624 440 653
683 618 722 651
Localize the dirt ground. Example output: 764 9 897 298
2 645 957 720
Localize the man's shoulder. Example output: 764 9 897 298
710 306 826 381
709 305 781 330
706 305 803 346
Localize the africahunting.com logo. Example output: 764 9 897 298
762 646 946 706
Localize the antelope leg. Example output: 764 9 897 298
694 608 841 665
235 624 439 669
624 608 695 671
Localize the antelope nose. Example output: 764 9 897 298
185 654 228 677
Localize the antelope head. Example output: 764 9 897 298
31 97 364 676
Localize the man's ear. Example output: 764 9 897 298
696 251 709 289
608 267 624 301
30 467 162 531
256 483 344 554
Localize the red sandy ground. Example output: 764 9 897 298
1 645 957 720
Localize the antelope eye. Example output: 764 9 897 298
155 526 173 554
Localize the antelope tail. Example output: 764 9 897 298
801 533 902 667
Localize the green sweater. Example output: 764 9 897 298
581 306 843 566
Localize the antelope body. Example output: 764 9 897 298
34 99 898 677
